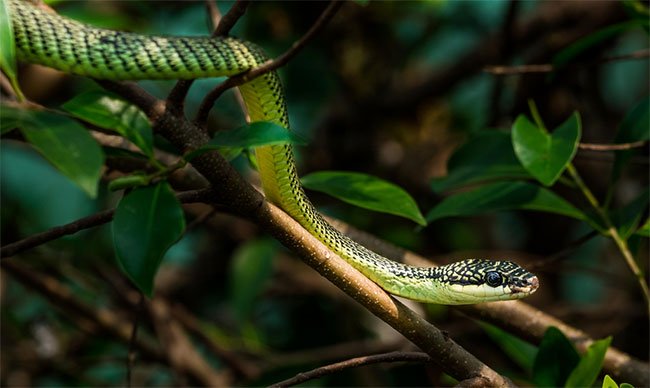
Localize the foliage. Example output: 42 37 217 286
1 0 647 386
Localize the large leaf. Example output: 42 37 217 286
2 104 104 197
426 181 586 223
228 239 276 324
186 121 306 161
431 130 531 193
112 182 186 296
512 113 581 186
566 336 612 387
302 170 426 225
533 327 580 387
0 0 23 100
62 91 154 158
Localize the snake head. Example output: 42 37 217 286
431 259 539 304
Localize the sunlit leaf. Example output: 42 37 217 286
62 91 154 158
533 327 580 387
426 181 586 223
229 239 276 324
302 171 426 225
431 130 530 193
2 104 104 197
512 113 581 186
566 336 612 387
112 182 186 296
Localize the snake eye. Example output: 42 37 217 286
485 271 503 287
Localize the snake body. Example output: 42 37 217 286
7 0 538 304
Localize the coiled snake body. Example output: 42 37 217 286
7 0 539 304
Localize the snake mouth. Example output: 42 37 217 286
510 276 539 295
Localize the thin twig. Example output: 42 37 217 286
195 0 343 124
212 0 250 37
0 188 214 259
565 164 650 314
1 260 164 362
485 49 650 75
270 351 431 387
126 294 144 388
578 140 648 151
166 0 251 116
205 0 221 31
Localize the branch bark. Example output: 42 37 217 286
327 218 650 387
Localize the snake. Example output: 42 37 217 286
6 0 539 304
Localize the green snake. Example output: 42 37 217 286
7 0 539 304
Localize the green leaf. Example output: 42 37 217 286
0 0 24 100
112 182 186 296
553 20 650 69
602 375 618 388
566 336 612 387
2 104 104 197
636 218 650 237
228 239 276 324
431 130 531 193
612 96 650 182
62 91 154 158
302 171 426 226
426 181 586 223
533 327 580 387
479 322 537 373
185 121 305 162
512 113 581 186
611 188 649 239
616 96 650 144
620 384 635 388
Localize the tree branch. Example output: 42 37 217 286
211 0 250 37
326 218 650 387
270 351 431 388
195 0 343 124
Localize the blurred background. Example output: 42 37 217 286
1 0 648 386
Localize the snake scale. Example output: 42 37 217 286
7 0 538 304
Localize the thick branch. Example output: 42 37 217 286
327 218 650 387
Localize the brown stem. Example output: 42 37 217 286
484 49 650 75
326 217 650 387
270 351 431 387
578 140 648 151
